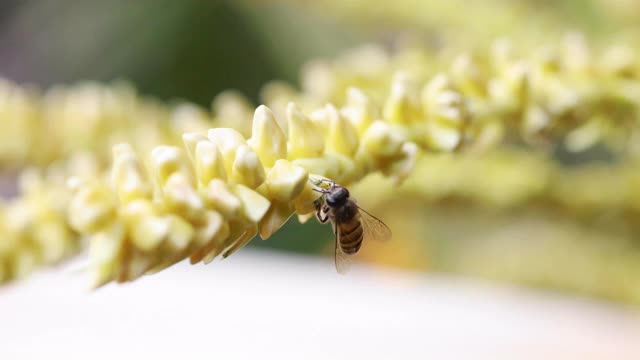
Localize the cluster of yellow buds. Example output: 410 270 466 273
67 102 417 286
0 80 260 283
0 78 258 168
0 166 82 283
266 35 640 157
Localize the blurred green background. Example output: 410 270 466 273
0 0 361 104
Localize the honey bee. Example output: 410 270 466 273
311 178 392 273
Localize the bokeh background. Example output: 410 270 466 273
3 0 640 358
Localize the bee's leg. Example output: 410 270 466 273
318 212 329 223
314 199 330 223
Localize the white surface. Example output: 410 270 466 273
1 250 640 360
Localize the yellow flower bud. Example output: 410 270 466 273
194 139 227 185
381 142 419 184
88 224 124 288
247 105 287 167
450 54 485 96
232 183 271 224
383 73 419 125
111 144 151 203
191 223 231 264
32 221 72 263
342 87 378 134
200 179 242 219
259 201 294 240
121 252 154 283
324 104 359 157
361 120 405 159
193 210 226 249
231 144 266 189
208 128 247 176
133 216 171 252
423 122 462 152
420 74 467 151
162 173 205 222
489 62 530 111
422 75 462 125
150 146 194 186
309 107 330 134
292 181 321 216
165 214 195 252
265 159 308 202
222 223 258 258
182 132 208 162
287 102 325 159
69 182 116 233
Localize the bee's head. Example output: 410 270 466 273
326 186 349 207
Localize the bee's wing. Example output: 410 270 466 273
333 222 353 274
358 206 392 242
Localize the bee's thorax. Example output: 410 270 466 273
333 199 359 223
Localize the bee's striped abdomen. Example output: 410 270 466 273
338 213 363 254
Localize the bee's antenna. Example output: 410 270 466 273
307 176 323 187
308 175 334 193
